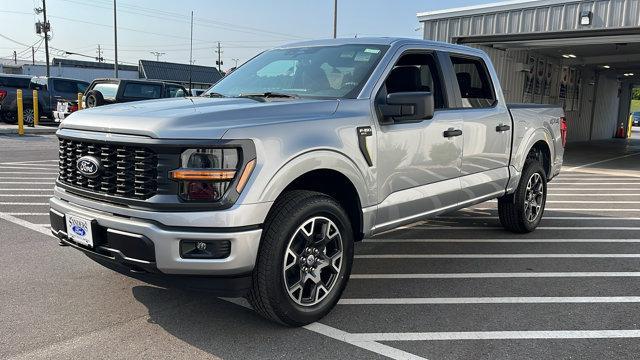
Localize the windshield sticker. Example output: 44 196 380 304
364 48 381 54
354 52 372 62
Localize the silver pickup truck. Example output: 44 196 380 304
49 38 566 326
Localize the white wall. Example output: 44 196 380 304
20 64 138 83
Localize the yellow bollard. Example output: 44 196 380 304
33 89 39 127
16 89 24 136
628 114 634 139
77 92 83 110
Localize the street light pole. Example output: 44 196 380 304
189 10 193 91
333 0 337 39
113 0 119 78
42 0 50 76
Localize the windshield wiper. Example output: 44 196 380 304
237 92 299 99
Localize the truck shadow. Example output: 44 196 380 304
130 285 334 359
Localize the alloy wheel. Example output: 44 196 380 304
524 172 544 222
282 216 343 307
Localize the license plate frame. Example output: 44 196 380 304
65 214 94 248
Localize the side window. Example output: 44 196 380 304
165 85 186 98
450 55 496 108
92 82 119 100
123 83 162 99
383 52 446 109
53 80 77 93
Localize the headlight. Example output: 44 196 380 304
169 148 256 202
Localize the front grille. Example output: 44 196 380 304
58 138 158 200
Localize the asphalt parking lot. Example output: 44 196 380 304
2 132 640 360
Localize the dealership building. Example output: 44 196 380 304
418 0 640 142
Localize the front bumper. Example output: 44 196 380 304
49 195 264 278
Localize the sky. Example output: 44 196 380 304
0 0 491 70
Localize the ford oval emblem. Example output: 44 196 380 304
71 224 86 236
76 156 101 178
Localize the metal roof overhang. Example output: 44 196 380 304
453 28 640 48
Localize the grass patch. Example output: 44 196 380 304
631 99 640 114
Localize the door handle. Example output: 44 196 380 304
443 128 463 138
496 124 511 132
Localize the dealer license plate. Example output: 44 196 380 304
65 214 94 247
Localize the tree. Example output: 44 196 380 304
633 87 640 100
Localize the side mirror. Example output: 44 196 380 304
380 92 434 123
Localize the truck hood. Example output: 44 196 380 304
60 97 340 139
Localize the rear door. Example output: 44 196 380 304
444 53 512 202
373 48 464 231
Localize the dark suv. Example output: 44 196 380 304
83 79 188 108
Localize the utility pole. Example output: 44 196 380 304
215 42 223 73
13 51 17 64
32 47 35 65
113 0 118 78
96 44 104 62
150 51 165 61
333 0 337 39
34 0 51 76
189 10 193 91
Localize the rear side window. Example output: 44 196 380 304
92 82 118 100
450 55 496 108
123 83 162 99
0 77 31 88
165 85 186 98
53 79 78 93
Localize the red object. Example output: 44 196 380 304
0 90 6 102
560 117 567 147
68 103 79 113
616 122 626 138
187 181 217 200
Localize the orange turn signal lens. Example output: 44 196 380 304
236 159 256 193
169 169 236 181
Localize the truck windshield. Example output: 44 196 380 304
204 44 388 99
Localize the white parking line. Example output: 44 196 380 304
410 226 640 230
486 200 640 204
549 182 639 185
473 207 640 212
363 238 640 243
548 194 640 196
338 296 640 305
0 177 57 180
350 272 640 279
221 298 427 360
436 216 640 220
304 323 427 360
565 152 640 171
0 189 53 192
0 159 57 164
0 166 59 171
354 254 640 259
0 202 49 205
6 212 49 216
548 188 640 191
349 329 640 341
0 194 53 197
0 172 58 175
0 182 54 184
553 178 639 181
0 212 54 238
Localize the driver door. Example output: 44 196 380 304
373 50 463 232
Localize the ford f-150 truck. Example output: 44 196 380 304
49 38 566 326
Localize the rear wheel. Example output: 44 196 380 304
247 190 354 326
498 159 547 233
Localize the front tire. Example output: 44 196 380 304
248 190 354 326
498 160 547 233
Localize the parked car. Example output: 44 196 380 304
50 38 566 326
82 79 188 108
632 111 640 126
0 76 88 124
0 74 33 123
